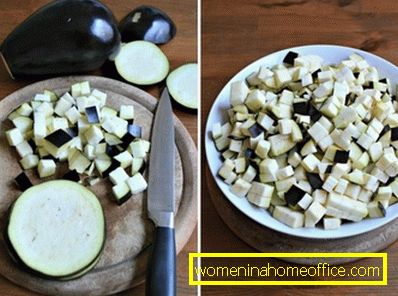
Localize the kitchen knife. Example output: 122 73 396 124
146 88 176 296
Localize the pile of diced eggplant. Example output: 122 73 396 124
212 51 398 230
6 81 149 205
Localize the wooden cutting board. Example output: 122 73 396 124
0 76 197 296
206 166 398 265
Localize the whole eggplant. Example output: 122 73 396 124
119 6 176 44
0 0 121 78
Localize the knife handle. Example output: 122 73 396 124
146 226 176 296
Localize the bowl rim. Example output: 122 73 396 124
205 44 398 239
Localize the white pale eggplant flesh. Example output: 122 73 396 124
166 63 198 110
7 180 105 278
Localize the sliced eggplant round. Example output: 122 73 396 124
119 5 176 44
0 0 120 78
8 180 105 277
115 41 169 85
166 63 198 109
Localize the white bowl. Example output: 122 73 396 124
205 44 398 239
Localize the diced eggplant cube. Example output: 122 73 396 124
106 144 121 157
114 151 133 169
368 201 385 218
84 144 96 160
37 159 56 178
84 125 104 145
102 116 128 138
334 150 349 163
34 93 51 102
49 117 68 132
15 172 33 191
378 202 387 216
71 83 82 97
101 159 120 178
63 170 80 182
120 134 135 149
60 92 75 104
306 172 323 189
84 162 96 176
305 201 326 226
255 140 270 159
229 139 242 153
379 125 390 140
230 81 249 106
20 154 39 170
32 113 46 143
54 97 73 116
131 158 145 175
142 140 151 153
126 173 148 194
285 185 306 206
323 218 341 230
112 183 131 205
35 102 54 117
105 133 123 146
297 193 313 210
80 81 91 96
212 123 222 139
77 117 90 136
68 151 91 174
45 129 73 148
391 127 398 141
293 102 308 115
91 89 107 107
16 103 33 117
127 124 142 138
311 69 321 79
6 128 24 146
231 178 252 197
245 148 256 159
120 105 135 120
322 175 339 192
308 104 322 122
12 116 33 133
16 141 34 158
129 140 147 158
283 51 299 65
247 123 263 138
101 106 118 119
245 90 266 111
65 106 81 124
8 111 19 122
95 144 108 158
85 106 100 123
273 206 304 228
66 126 79 138
94 159 111 174
109 167 130 185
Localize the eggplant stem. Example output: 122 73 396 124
0 52 15 80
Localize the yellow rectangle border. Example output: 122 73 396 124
189 252 387 286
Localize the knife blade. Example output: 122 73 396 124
146 88 176 296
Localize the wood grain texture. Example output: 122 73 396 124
0 1 198 295
202 0 398 295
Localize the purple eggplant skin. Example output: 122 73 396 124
119 5 176 44
0 0 121 78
